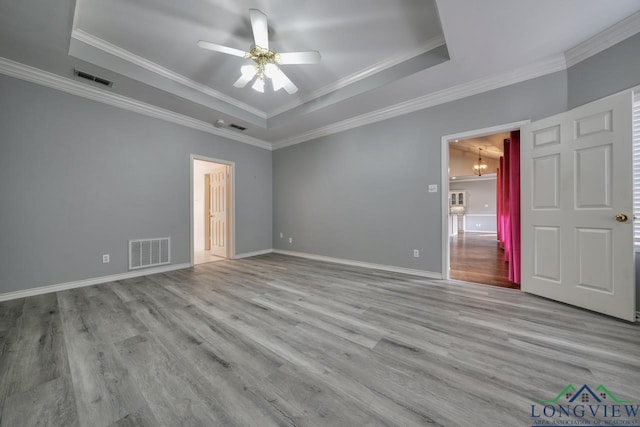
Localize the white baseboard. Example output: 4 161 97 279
462 230 497 234
234 249 274 259
273 249 442 279
0 263 191 302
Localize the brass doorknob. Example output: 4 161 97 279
615 213 628 222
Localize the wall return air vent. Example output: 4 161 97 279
73 69 113 87
129 237 170 270
229 123 247 131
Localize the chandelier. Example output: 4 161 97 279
473 148 488 176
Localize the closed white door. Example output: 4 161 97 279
208 165 229 258
521 90 635 321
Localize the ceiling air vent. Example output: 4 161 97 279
73 69 113 87
229 123 247 131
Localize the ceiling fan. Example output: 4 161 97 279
197 9 321 94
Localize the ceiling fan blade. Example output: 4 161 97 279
277 51 321 65
197 40 247 58
265 63 298 94
233 65 257 88
249 9 269 50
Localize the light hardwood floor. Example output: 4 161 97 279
1 254 639 426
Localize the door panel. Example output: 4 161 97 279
208 165 229 258
575 228 612 292
532 155 560 209
204 174 211 251
574 145 612 208
522 90 634 321
532 226 561 282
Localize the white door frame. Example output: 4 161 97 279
440 120 530 281
190 154 236 265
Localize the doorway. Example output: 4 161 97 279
441 121 529 288
191 155 235 265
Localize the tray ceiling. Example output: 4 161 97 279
1 0 640 146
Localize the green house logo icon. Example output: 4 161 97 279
539 384 631 404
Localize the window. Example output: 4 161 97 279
633 91 640 246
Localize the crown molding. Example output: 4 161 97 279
0 57 273 151
273 55 566 150
565 11 640 68
71 29 268 120
73 29 447 121
267 35 447 118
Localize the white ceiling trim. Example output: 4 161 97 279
71 29 268 120
0 56 272 151
565 10 640 68
267 35 447 117
273 55 566 150
72 29 448 120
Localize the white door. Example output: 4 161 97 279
521 90 635 321
208 165 229 258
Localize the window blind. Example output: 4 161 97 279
633 91 640 246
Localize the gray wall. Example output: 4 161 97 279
450 180 497 233
273 71 568 274
568 33 640 109
274 32 640 305
450 180 496 215
0 75 272 293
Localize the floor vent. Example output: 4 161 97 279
73 69 113 87
129 237 170 270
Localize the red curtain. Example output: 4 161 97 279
508 131 521 283
496 131 521 284
497 159 502 242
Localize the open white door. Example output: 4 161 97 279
208 165 229 258
521 90 635 321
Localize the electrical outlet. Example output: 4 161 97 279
428 184 438 193
280 232 283 238
288 237 293 243
102 254 110 264
413 249 419 258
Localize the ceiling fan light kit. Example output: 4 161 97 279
197 9 321 95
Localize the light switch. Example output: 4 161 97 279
428 184 438 193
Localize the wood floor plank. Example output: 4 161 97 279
121 284 297 426
159 283 440 426
0 299 24 414
0 294 68 401
0 298 25 332
106 404 159 427
114 334 235 427
0 376 78 427
1 253 639 426
450 232 517 289
57 289 148 427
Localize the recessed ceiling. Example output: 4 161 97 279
1 0 640 146
70 0 447 119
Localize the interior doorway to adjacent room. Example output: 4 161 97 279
191 156 234 265
442 122 526 289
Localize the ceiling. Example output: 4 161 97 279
1 0 640 147
450 132 510 160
